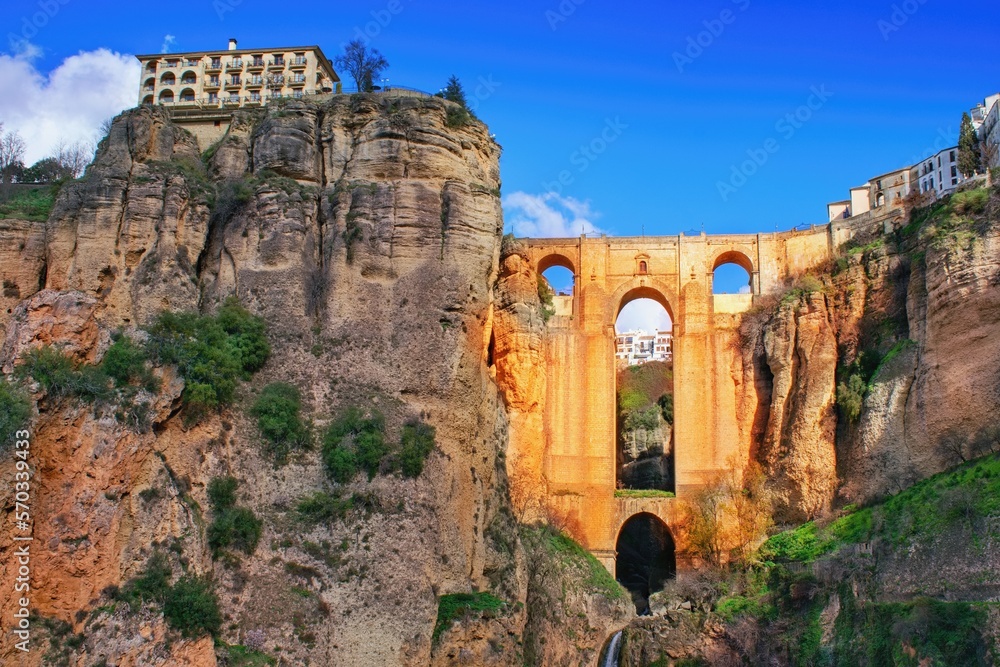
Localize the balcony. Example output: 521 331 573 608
245 76 264 88
228 59 244 69
162 61 178 68
288 74 307 86
204 78 221 89
248 58 265 71
289 57 308 69
268 59 285 69
183 60 199 67
224 78 242 89
143 85 154 92
206 60 223 72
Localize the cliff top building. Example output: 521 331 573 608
136 38 340 148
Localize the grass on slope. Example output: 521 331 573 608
762 453 1000 563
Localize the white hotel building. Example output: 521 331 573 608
615 329 673 366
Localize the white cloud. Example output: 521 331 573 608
0 45 139 164
502 191 606 238
616 299 672 334
161 35 176 54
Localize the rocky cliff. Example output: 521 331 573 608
0 99 627 666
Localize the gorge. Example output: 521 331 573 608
1 93 999 665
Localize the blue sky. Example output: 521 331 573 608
2 0 998 326
3 0 998 237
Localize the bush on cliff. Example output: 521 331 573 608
396 420 436 478
163 575 222 638
16 346 112 402
206 476 262 557
0 378 32 450
146 297 270 419
252 382 311 463
322 407 385 482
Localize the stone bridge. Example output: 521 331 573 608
515 223 862 574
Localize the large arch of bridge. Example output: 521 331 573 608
610 278 677 325
535 251 577 277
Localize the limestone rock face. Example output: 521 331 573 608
492 238 548 521
758 291 839 521
0 97 548 666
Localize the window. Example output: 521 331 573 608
208 92 218 103
951 166 957 178
950 150 956 161
639 260 648 274
210 58 222 68
938 156 942 168
231 75 241 85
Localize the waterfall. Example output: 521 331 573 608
600 630 623 667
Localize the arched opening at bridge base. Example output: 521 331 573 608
712 251 754 295
537 255 576 321
616 513 676 614
615 290 674 494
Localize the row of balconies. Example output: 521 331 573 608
146 56 308 73
146 91 309 107
146 74 308 92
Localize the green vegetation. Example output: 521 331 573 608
296 490 356 524
163 574 222 638
902 187 991 248
613 489 675 499
119 552 172 605
102 333 158 392
0 378 31 452
252 382 311 463
397 420 436 478
617 361 673 433
16 346 112 402
525 524 627 602
322 407 385 482
780 274 824 305
537 275 555 322
433 592 506 642
0 184 61 221
206 476 262 557
215 642 277 667
146 297 270 420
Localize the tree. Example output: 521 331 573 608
22 157 73 183
51 140 93 178
335 40 388 93
438 75 468 107
958 112 982 178
0 123 27 185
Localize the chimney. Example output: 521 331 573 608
228 38 237 51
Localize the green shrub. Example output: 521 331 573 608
836 373 865 423
296 491 354 524
251 382 310 462
322 408 385 482
0 378 32 452
146 298 269 418
950 188 989 215
102 334 158 391
623 405 660 431
208 507 262 556
163 575 221 637
444 106 471 129
433 592 506 642
537 275 555 322
16 346 112 402
120 552 172 604
398 421 435 478
657 393 674 425
323 446 358 484
207 476 238 511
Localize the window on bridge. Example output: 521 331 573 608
712 252 754 295
539 265 574 320
615 298 674 494
616 513 676 614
